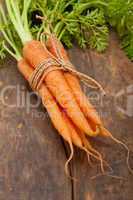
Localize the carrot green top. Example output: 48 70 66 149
0 0 33 60
0 0 133 60
0 0 108 60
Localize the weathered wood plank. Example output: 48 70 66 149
0 32 133 200
68 32 133 200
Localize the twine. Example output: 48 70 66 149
29 33 105 95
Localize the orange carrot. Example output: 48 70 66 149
18 59 74 175
22 38 132 175
18 59 105 175
46 36 102 129
23 41 97 136
18 59 71 142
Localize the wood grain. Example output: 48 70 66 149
0 32 133 200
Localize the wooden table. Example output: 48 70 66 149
0 32 133 200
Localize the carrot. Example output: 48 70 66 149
18 59 74 175
46 36 102 130
23 41 97 136
18 59 126 176
18 59 105 176
18 59 72 142
46 36 133 174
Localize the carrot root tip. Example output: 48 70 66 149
100 126 133 175
64 142 77 181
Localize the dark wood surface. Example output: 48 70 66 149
0 32 133 200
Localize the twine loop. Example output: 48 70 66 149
29 34 105 95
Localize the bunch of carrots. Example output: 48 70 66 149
0 0 132 177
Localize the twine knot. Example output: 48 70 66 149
29 34 105 95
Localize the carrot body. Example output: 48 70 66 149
62 112 83 148
47 37 102 127
18 59 71 142
18 59 86 149
18 59 107 171
23 41 96 136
